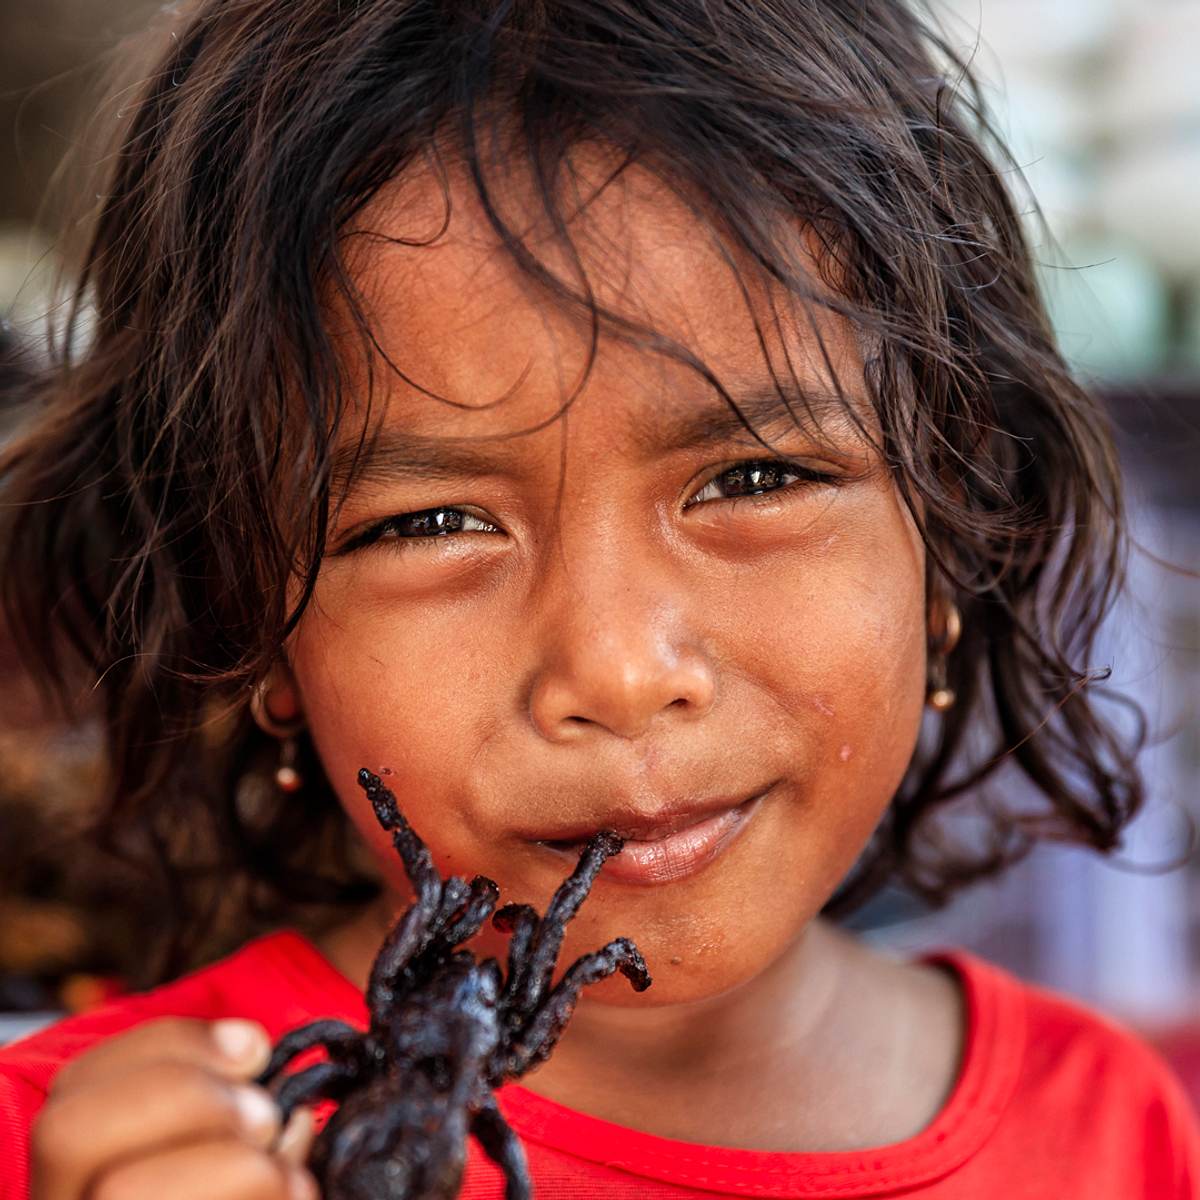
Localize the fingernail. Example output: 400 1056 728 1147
213 1019 267 1063
233 1085 280 1141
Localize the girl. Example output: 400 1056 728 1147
1 1 1197 1197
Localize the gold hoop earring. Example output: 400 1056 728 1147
249 680 305 792
926 602 962 712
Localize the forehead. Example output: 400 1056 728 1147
333 139 865 444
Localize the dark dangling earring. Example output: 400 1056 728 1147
250 680 306 792
926 602 962 712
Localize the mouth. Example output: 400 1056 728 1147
529 781 778 886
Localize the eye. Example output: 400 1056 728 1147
686 458 841 508
335 457 840 555
336 506 500 555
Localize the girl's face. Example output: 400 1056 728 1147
286 149 928 1006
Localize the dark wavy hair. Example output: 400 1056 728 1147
0 0 1144 981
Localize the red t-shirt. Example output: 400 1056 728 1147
2 930 1197 1197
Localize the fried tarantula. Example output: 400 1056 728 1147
258 768 651 1200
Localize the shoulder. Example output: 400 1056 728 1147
944 949 1200 1195
1013 962 1191 1107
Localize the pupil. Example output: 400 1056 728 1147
727 463 781 495
407 508 462 536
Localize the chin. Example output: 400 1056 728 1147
569 918 802 1010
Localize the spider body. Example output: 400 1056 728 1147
258 768 651 1200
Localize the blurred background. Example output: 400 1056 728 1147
0 0 1198 1099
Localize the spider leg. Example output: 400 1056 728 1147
274 1060 361 1125
503 938 650 1079
492 903 539 1011
470 1099 532 1200
366 894 443 1020
357 769 441 907
440 875 501 949
513 833 623 1015
435 875 472 930
255 1019 363 1088
358 770 448 1011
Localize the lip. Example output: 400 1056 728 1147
526 782 779 846
532 783 776 886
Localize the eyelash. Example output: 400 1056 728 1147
338 458 841 554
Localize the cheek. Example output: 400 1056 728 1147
284 589 506 883
741 493 927 769
722 494 928 895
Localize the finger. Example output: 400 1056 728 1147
88 1139 317 1200
32 1061 280 1200
52 1018 271 1098
275 1107 316 1168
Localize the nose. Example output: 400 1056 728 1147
526 552 716 743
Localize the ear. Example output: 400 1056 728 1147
250 662 304 735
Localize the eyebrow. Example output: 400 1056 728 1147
333 382 861 489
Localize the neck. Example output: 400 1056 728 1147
313 901 867 1147
535 918 844 1086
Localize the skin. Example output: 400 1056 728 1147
264 144 966 1153
32 1019 318 1200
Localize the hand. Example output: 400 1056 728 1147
31 1017 317 1200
